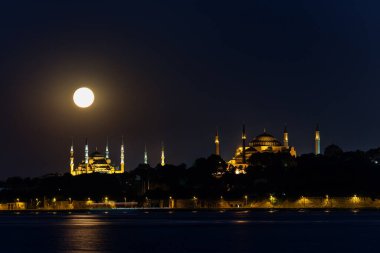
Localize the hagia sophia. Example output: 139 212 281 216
69 125 321 175
216 125 321 174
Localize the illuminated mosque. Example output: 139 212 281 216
215 125 321 174
68 124 321 176
69 138 124 175
69 137 167 176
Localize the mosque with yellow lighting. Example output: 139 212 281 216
69 124 321 176
69 137 167 175
215 125 321 174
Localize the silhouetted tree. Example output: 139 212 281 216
324 144 343 158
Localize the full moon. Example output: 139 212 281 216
73 87 95 108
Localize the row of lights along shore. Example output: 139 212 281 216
13 194 362 208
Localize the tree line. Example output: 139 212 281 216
1 144 380 202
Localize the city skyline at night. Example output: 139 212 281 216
64 123 321 175
1 1 380 178
2 2 380 253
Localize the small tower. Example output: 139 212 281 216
283 125 289 149
84 138 89 173
70 138 74 175
215 129 220 156
161 142 166 166
144 144 148 165
105 137 110 159
242 124 247 164
120 136 125 173
84 138 89 165
315 124 321 155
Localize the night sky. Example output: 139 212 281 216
1 0 379 178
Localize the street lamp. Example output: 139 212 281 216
269 194 276 208
324 195 330 208
193 196 198 208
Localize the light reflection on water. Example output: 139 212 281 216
59 216 108 252
61 215 111 226
0 210 380 252
233 220 249 224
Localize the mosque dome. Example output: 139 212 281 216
250 132 282 147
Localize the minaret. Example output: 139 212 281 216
144 144 148 165
283 125 289 149
120 136 125 173
242 124 246 164
70 138 74 175
161 142 166 166
105 137 110 159
85 138 89 165
315 124 320 155
215 129 220 156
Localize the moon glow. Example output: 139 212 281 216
73 87 95 108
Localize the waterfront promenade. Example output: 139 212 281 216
2 196 380 210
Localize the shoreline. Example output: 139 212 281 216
1 207 380 213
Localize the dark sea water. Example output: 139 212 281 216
0 209 379 253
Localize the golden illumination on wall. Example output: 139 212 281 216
351 194 360 204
